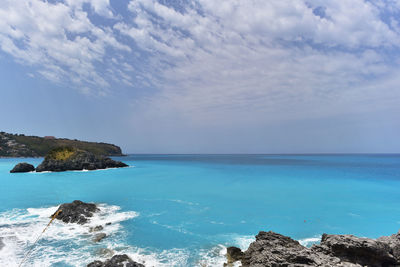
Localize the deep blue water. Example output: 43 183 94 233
1 154 400 266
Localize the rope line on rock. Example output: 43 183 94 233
18 209 62 267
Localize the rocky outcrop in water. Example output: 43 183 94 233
9 162 35 173
35 147 128 172
93 233 107 242
87 254 145 267
227 230 400 267
53 200 99 224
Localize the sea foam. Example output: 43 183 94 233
0 204 231 267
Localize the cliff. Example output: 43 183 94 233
0 131 123 157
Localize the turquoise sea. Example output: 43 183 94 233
1 154 400 266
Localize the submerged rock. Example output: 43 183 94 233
93 233 107 242
228 230 400 267
0 237 4 251
35 147 128 172
90 225 104 232
52 200 98 224
87 254 145 267
10 162 35 173
96 248 114 258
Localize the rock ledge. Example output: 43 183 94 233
227 230 400 267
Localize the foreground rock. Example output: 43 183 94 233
10 162 35 173
36 147 128 172
228 230 400 267
52 200 99 224
87 254 145 267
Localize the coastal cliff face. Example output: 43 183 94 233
227 230 400 267
0 131 123 157
35 147 128 172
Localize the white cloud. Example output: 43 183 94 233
114 0 400 127
0 0 130 94
0 0 399 124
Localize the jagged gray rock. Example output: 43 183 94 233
10 162 35 173
52 200 99 224
87 254 145 267
377 231 400 262
313 233 397 266
228 230 400 267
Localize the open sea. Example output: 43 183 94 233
1 154 400 266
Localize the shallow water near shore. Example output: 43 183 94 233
1 154 400 266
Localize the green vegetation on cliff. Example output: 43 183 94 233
46 146 77 161
0 132 123 157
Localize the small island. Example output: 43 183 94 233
10 147 128 173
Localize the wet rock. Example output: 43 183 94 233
87 254 145 267
93 233 107 242
90 225 104 232
0 237 4 251
52 200 98 224
225 246 244 266
10 162 35 173
96 248 114 257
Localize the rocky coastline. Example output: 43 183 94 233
0 131 124 157
225 230 400 267
56 200 400 267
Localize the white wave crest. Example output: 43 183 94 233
298 236 321 247
0 203 138 267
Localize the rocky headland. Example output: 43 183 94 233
226 230 400 267
0 131 124 157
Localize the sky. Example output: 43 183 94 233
0 0 400 153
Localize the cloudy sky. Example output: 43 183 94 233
1 0 399 153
